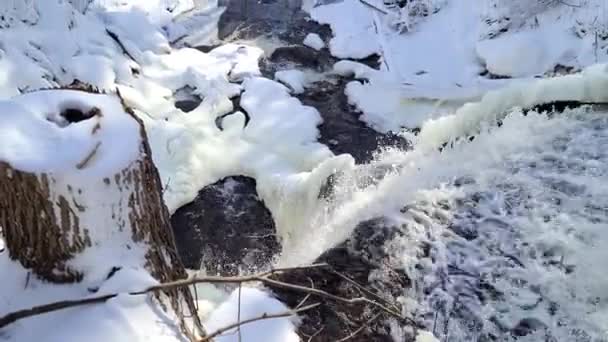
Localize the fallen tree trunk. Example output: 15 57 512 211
0 84 204 338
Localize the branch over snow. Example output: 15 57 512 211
199 303 321 342
0 263 405 332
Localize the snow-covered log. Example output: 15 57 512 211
0 84 203 336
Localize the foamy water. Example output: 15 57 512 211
279 106 608 341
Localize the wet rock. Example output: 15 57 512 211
174 87 203 113
512 317 548 337
269 45 333 70
215 95 250 131
520 101 608 117
217 0 401 166
299 78 410 163
175 99 201 113
448 221 479 241
218 0 380 73
215 0 347 50
170 176 280 274
268 218 416 342
193 44 221 53
218 0 323 43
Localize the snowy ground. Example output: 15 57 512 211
310 0 608 131
1 0 608 341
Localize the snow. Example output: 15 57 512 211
475 28 580 78
207 44 264 81
332 60 470 131
0 255 184 342
0 2 327 341
274 69 322 94
204 287 300 342
3 0 608 341
310 0 608 130
416 330 440 342
0 90 141 177
310 0 380 59
303 33 325 50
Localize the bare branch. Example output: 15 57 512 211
0 264 328 329
0 294 116 329
306 326 325 342
0 262 407 334
199 303 321 342
336 312 383 342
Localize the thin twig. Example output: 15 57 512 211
331 269 401 313
336 312 383 342
0 294 117 329
306 326 325 342
295 293 312 310
261 277 404 320
359 0 389 14
198 303 321 342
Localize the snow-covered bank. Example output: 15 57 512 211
0 0 349 237
3 0 608 341
308 0 608 131
0 256 181 342
0 1 331 341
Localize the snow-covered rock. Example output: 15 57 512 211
303 33 325 50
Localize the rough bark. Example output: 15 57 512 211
0 85 204 338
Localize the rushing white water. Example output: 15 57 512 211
278 105 608 341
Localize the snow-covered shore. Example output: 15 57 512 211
1 0 608 341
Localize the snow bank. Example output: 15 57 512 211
311 0 608 131
0 0 345 225
475 26 581 78
332 60 468 131
0 2 355 341
204 287 299 342
311 0 380 59
0 255 182 342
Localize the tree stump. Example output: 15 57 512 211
0 84 204 338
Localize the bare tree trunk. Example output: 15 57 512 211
0 85 204 338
